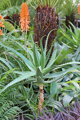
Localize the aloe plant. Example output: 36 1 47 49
58 23 80 50
0 39 80 112
62 0 79 27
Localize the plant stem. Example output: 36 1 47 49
38 84 44 112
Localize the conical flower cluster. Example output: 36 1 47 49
0 15 5 35
20 2 30 32
34 6 58 50
78 3 80 15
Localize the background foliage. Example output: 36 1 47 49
0 0 80 120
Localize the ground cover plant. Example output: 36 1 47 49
0 0 80 120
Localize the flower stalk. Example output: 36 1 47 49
38 84 44 112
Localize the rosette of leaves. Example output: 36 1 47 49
0 40 80 112
62 0 79 28
58 23 80 50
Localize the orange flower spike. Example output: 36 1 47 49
0 22 5 27
0 29 3 35
20 2 30 32
78 3 80 15
0 15 3 20
0 15 5 35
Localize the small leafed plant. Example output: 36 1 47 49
37 102 80 120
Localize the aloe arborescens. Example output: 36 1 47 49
34 0 59 112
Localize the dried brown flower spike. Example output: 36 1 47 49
34 6 58 50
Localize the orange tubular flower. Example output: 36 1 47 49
78 3 80 15
0 29 3 35
0 15 5 35
0 22 5 27
0 15 3 19
20 2 30 32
